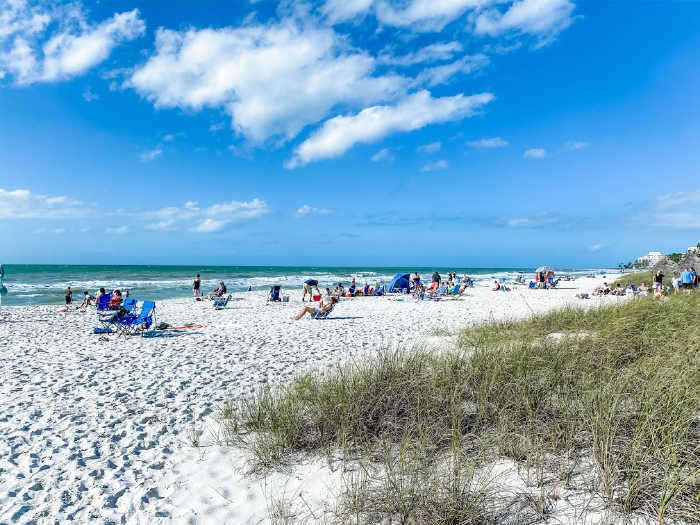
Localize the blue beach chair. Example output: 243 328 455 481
451 284 461 295
95 293 113 312
268 286 281 302
97 298 137 332
117 301 156 336
312 303 335 319
213 294 232 310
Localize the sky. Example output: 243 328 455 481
1 0 699 267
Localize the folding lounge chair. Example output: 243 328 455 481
373 286 385 296
529 281 536 289
117 301 156 336
312 304 335 319
99 298 136 330
213 294 231 310
268 285 281 302
451 284 461 295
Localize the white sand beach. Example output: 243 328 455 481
0 276 628 523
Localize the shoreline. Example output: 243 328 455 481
0 275 627 522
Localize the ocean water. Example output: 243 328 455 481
0 265 619 306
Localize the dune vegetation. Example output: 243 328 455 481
222 286 699 524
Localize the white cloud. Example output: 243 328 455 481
371 148 394 162
505 214 559 227
417 141 441 153
106 225 129 235
651 190 700 229
0 187 84 219
128 22 404 143
140 147 162 163
375 0 485 31
82 86 99 101
322 0 374 23
523 147 546 158
589 243 603 252
655 190 700 210
33 227 65 234
421 159 449 171
295 204 332 217
468 136 508 148
378 41 463 65
414 53 489 87
651 212 700 230
288 90 493 167
0 4 145 85
473 0 576 46
564 140 588 151
188 198 269 232
163 134 175 142
147 219 176 231
190 218 228 233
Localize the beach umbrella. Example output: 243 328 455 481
535 266 555 274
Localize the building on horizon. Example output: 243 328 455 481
636 251 663 267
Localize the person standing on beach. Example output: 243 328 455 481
65 286 73 305
431 271 441 291
193 274 201 297
654 270 664 290
302 279 320 302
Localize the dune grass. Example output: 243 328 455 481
222 293 699 523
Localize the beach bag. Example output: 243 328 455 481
93 327 113 334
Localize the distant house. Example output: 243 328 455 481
636 251 663 267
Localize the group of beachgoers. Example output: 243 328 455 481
64 286 129 308
191 274 232 300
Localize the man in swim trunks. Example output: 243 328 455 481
302 279 321 302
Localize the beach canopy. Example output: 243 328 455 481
535 266 555 274
387 273 411 293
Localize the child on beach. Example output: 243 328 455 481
65 287 73 305
80 291 92 308
193 274 201 297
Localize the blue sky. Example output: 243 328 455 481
1 0 699 267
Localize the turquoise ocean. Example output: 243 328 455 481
0 265 617 306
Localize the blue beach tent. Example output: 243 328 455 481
387 273 411 293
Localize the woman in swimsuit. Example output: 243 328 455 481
292 296 338 320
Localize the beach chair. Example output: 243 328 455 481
528 281 536 289
213 294 231 310
451 284 461 295
268 285 281 302
98 298 137 331
117 301 156 336
95 293 112 312
373 285 385 296
435 285 447 296
312 304 335 319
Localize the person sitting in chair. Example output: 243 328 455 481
292 296 338 320
109 289 123 309
205 281 227 299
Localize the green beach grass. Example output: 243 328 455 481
222 288 699 523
